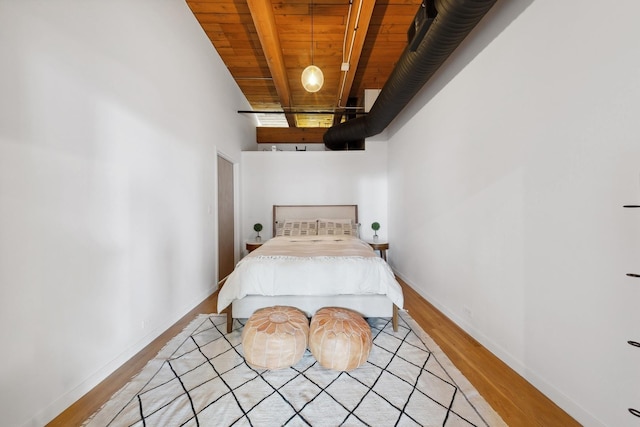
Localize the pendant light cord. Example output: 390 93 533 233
310 0 314 65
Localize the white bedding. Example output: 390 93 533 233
217 235 404 313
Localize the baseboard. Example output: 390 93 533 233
393 271 605 427
39 286 217 426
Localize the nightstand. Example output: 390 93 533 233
246 240 265 253
367 241 389 261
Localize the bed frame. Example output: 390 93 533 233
225 204 398 332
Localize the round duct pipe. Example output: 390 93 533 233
323 0 498 150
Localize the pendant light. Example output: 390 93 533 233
301 0 324 92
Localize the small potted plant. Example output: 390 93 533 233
371 222 380 241
253 223 263 241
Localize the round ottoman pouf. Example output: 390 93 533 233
241 306 309 370
309 307 372 371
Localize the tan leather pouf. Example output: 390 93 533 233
309 307 372 371
241 306 309 370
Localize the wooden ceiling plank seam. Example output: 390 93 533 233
194 13 254 25
188 2 251 14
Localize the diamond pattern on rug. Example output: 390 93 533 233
85 313 505 427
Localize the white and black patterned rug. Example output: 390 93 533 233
85 312 506 426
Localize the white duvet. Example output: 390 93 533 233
217 235 404 313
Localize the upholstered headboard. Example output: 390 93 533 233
272 205 358 237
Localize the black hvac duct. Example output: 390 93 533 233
323 0 498 150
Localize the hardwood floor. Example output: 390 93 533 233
48 280 579 426
399 282 579 426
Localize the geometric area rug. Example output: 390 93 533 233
84 312 507 426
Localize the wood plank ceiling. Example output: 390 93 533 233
186 0 423 138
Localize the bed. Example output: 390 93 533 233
218 205 404 333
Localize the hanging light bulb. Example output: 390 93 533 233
302 0 323 92
301 65 324 93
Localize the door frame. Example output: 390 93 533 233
216 150 239 287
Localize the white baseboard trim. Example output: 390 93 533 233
393 271 605 427
34 286 217 427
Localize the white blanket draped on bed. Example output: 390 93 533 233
217 235 404 313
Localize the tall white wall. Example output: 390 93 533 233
386 0 640 425
241 142 389 245
0 1 254 425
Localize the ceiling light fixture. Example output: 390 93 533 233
301 0 323 92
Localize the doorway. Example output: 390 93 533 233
217 155 235 283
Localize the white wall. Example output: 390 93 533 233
0 1 254 426
241 141 389 246
386 0 640 425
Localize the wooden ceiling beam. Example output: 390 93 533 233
257 127 327 144
187 0 423 130
334 0 376 125
246 0 297 127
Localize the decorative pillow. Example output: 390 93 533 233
276 219 318 236
317 218 352 224
317 219 357 236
